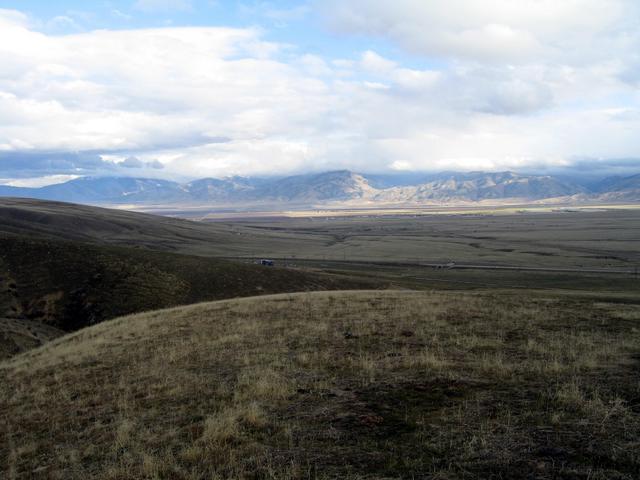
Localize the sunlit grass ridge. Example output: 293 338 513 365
1 290 639 478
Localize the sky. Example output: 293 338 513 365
1 0 640 185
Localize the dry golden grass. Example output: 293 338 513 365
1 290 639 479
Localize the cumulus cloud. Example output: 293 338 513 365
0 8 28 26
120 156 145 168
2 174 81 188
317 0 640 64
0 151 111 175
360 51 397 74
148 159 165 169
0 5 639 179
119 156 165 169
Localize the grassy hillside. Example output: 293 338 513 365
0 198 324 257
2 290 638 479
0 235 378 353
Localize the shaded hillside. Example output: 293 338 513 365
0 235 378 335
1 291 638 479
0 199 376 358
0 197 239 250
0 318 63 361
0 198 320 257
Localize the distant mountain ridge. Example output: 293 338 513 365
1 170 638 206
373 171 586 203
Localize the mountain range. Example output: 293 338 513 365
1 170 639 206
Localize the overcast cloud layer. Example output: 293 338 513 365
1 1 640 181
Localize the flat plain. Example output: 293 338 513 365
201 207 640 295
209 208 640 268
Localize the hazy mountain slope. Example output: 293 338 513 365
590 174 640 201
0 171 381 205
252 170 378 202
0 185 29 198
591 189 640 202
1 170 638 205
0 177 189 203
374 171 585 203
2 291 638 479
185 177 256 201
362 172 448 189
41 177 189 203
594 173 640 192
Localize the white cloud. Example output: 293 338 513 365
118 156 165 169
120 156 145 168
2 174 80 188
317 0 640 64
297 54 332 76
359 51 396 74
0 6 639 179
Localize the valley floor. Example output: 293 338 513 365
2 290 639 479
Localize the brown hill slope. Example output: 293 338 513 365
1 290 638 479
0 234 378 357
0 197 322 257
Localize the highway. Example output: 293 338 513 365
232 257 638 276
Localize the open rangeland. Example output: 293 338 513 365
2 290 639 479
212 208 640 270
